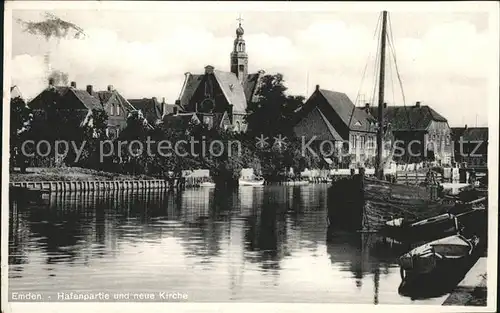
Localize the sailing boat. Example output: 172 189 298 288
329 11 456 231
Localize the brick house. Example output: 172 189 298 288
293 85 378 168
451 126 488 169
364 102 453 165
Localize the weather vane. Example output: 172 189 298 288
236 14 244 26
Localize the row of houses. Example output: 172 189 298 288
10 19 488 169
292 85 488 168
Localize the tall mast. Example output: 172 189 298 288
375 11 387 180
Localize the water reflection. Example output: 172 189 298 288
9 185 445 304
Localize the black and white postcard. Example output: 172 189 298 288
2 1 498 313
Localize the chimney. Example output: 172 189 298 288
205 65 214 74
415 101 421 108
152 97 157 103
464 124 468 130
173 107 178 115
175 100 181 105
364 103 370 113
107 85 114 91
161 97 166 116
383 103 387 109
228 104 234 124
48 78 55 87
86 85 93 95
70 81 76 88
315 84 320 91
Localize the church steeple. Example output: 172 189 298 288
230 14 248 84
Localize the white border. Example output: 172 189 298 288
2 2 498 313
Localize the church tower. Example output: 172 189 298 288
230 16 248 84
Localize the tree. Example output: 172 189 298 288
76 108 109 169
116 110 152 175
10 96 33 172
246 73 301 138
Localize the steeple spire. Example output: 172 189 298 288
230 14 248 84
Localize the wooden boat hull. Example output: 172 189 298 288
382 213 460 244
239 180 265 186
398 234 479 287
329 174 452 231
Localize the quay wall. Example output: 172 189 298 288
9 177 204 192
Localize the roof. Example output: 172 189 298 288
179 74 203 108
71 88 103 110
128 98 163 124
451 127 488 142
365 105 447 131
294 106 343 141
212 70 247 113
29 86 102 110
318 89 375 131
163 103 184 115
294 89 375 134
243 72 264 103
162 112 200 129
178 71 264 114
96 91 135 112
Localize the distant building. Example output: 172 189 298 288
175 19 266 133
10 85 23 101
94 84 136 139
162 110 232 133
293 85 378 168
128 97 164 126
364 101 453 165
451 126 488 169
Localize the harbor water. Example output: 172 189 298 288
9 184 449 304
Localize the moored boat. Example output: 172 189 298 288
238 179 265 186
398 234 479 284
328 11 453 231
381 196 487 243
199 181 216 187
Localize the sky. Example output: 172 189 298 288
7 2 497 127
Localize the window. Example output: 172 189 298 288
235 121 241 132
239 64 245 72
204 116 213 128
110 104 115 116
116 104 120 116
204 81 210 97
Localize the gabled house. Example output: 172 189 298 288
28 79 103 129
364 102 453 165
293 85 377 167
451 126 488 169
94 85 136 139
